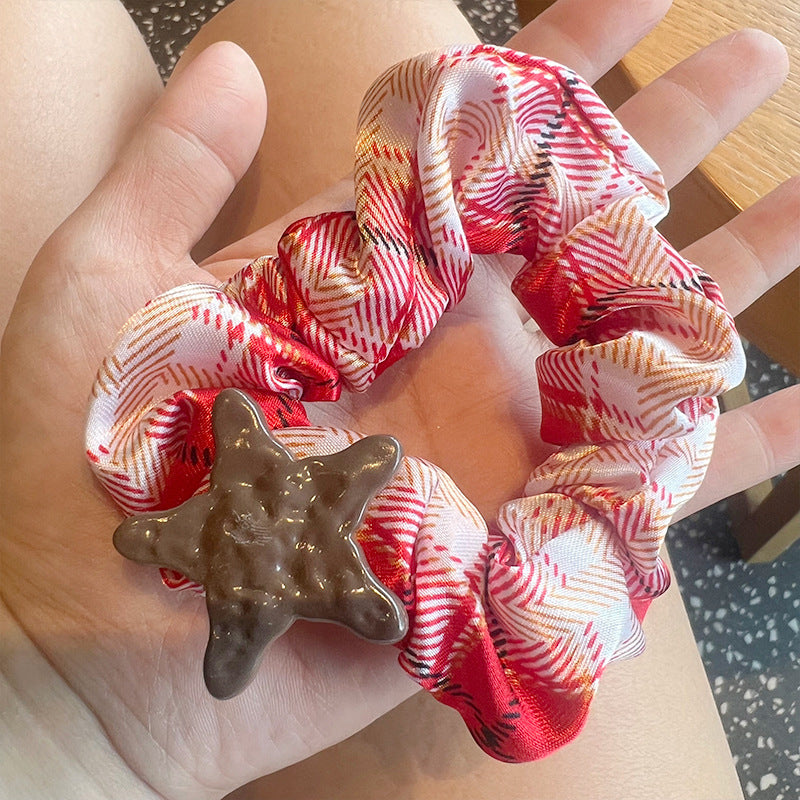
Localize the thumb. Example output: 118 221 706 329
3 41 266 409
81 39 267 269
19 40 266 326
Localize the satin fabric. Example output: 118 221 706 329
86 45 744 760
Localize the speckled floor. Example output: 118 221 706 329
666 339 800 800
123 1 800 797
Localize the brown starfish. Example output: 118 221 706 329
113 388 408 699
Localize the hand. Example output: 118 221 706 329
2 2 798 799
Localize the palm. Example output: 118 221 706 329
0 249 420 790
2 5 798 799
307 251 549 517
0 235 546 793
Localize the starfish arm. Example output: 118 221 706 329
326 564 409 645
112 494 209 582
203 588 294 700
313 435 402 523
292 538 409 645
210 389 292 486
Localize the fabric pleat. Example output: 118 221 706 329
87 45 745 761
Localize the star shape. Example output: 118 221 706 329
113 388 408 699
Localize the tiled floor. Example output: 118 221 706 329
668 501 800 799
123 1 799 797
667 341 800 800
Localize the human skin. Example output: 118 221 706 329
1 1 799 798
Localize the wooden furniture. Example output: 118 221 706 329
520 0 800 561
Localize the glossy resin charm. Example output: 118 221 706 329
113 388 408 699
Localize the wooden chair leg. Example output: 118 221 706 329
721 380 800 562
515 0 556 25
728 465 800 562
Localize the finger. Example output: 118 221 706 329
6 41 267 393
506 0 672 82
207 0 672 275
57 40 266 274
681 176 800 316
676 384 800 520
615 29 789 188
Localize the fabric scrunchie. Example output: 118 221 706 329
86 44 745 762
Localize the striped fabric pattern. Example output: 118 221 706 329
86 45 745 761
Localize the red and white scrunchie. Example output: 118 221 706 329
86 44 744 762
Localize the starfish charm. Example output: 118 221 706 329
113 388 408 699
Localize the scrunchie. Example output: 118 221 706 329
86 44 745 762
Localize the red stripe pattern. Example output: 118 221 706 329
86 45 744 761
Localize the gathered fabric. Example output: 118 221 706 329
86 44 744 761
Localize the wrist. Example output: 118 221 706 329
0 597 163 800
